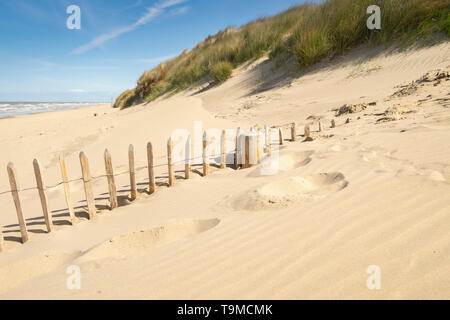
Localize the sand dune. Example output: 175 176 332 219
0 41 449 299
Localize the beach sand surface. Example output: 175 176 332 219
0 42 449 299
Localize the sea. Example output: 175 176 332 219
0 102 101 119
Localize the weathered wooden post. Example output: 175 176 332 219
249 134 258 167
318 121 322 132
167 138 175 187
243 135 250 169
279 128 284 145
185 135 191 180
265 125 271 154
203 132 209 176
128 144 137 201
79 152 96 219
304 124 310 138
147 142 156 194
33 159 53 233
331 119 336 128
7 162 29 243
59 156 76 225
291 122 297 141
221 130 226 169
234 128 241 169
104 149 118 210
256 133 261 164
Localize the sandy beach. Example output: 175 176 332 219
0 41 449 299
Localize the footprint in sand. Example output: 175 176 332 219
234 172 348 211
397 166 447 182
426 170 446 182
74 219 220 269
247 151 314 177
362 150 378 162
330 144 346 152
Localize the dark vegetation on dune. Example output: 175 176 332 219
114 0 450 110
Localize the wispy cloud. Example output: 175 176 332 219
72 0 188 55
168 6 190 17
4 0 50 22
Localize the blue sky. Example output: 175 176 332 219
0 0 306 102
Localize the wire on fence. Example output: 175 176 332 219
0 149 240 196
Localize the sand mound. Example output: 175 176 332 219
248 151 313 177
75 219 220 267
234 172 348 211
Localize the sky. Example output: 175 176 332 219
0 0 306 102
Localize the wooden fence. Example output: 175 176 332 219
0 120 335 252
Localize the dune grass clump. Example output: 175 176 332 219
210 61 233 83
114 0 450 109
113 89 137 109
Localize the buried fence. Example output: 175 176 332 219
0 120 335 252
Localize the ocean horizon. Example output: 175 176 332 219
0 101 107 119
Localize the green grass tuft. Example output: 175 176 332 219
210 61 233 83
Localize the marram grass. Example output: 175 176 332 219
114 0 450 109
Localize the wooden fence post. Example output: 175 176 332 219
291 122 297 141
185 135 191 180
331 119 336 128
202 132 209 176
104 149 118 210
7 162 29 243
249 134 258 167
279 128 284 145
79 152 96 219
256 134 261 164
304 124 310 138
147 142 156 194
167 138 175 186
33 159 53 233
59 156 76 225
265 125 271 154
128 144 137 201
234 128 241 169
243 135 250 169
221 130 226 169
